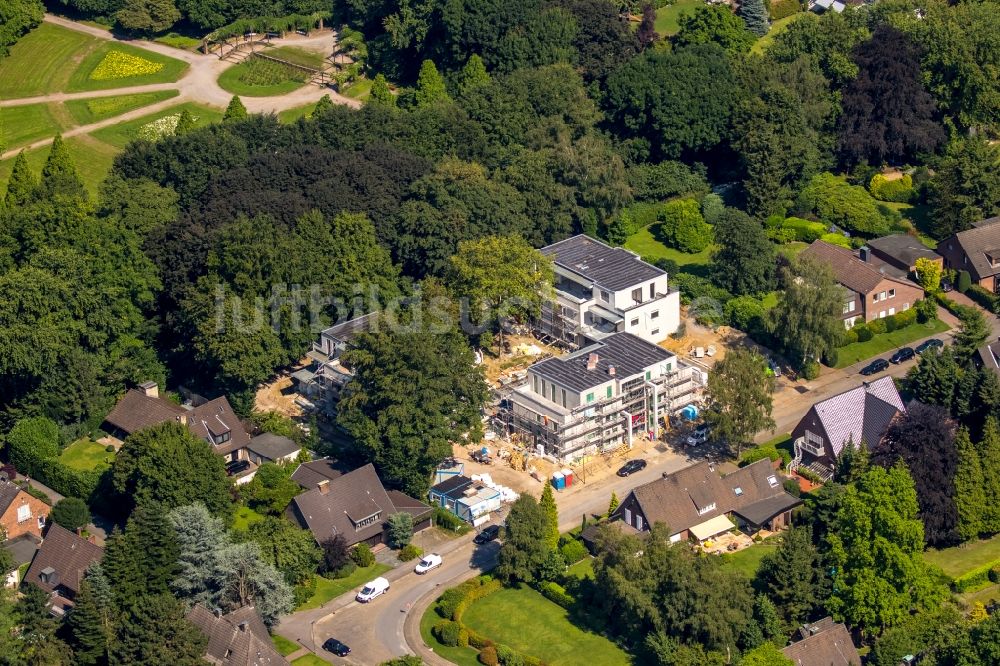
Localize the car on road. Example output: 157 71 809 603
356 577 390 603
890 347 916 364
916 338 944 354
473 524 501 544
616 459 647 477
860 358 890 376
322 638 351 657
414 553 443 574
686 423 710 446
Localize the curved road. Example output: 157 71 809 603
1 14 360 160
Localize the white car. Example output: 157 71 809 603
355 577 389 603
686 424 710 446
414 553 443 574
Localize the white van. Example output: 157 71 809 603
356 577 390 603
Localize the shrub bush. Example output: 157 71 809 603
894 308 917 328
658 199 713 253
434 620 462 647
915 298 937 323
7 417 60 472
821 348 839 368
820 232 852 248
868 318 887 335
869 173 914 203
495 644 525 666
434 507 469 533
468 628 493 650
990 565 1000 584
50 497 92 531
796 173 893 236
351 543 375 568
540 581 574 609
398 544 422 561
854 324 873 342
330 561 356 579
626 161 709 201
453 578 502 621
560 539 588 566
740 444 790 468
957 270 972 293
767 216 825 242
842 328 859 345
459 627 470 648
105 444 115 453
293 582 315 606
724 295 767 332
802 361 820 380
479 646 499 666
783 478 801 497
952 562 999 592
883 315 898 333
966 285 1000 313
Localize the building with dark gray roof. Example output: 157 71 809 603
863 234 941 276
939 216 1000 292
503 332 705 459
246 433 301 465
187 604 289 666
536 235 681 348
782 617 860 665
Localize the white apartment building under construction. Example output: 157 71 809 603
502 332 705 459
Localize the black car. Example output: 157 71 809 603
322 638 351 657
916 338 944 354
474 524 501 544
616 459 647 477
225 459 250 476
860 358 890 376
890 347 916 364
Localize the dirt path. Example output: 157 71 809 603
1 15 360 160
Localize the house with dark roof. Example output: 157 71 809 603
186 604 289 666
790 376 905 480
782 617 861 666
428 475 502 524
102 381 187 440
287 463 432 548
246 433 301 466
802 240 925 329
939 216 1000 293
503 332 704 458
610 459 801 544
24 524 103 616
537 234 681 347
863 234 942 278
976 339 1000 378
290 458 344 489
0 479 49 542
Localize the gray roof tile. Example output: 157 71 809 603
541 235 664 291
530 332 674 393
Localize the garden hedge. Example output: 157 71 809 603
559 539 588 566
769 0 801 20
951 560 1000 592
433 620 462 647
957 270 972 293
966 285 1000 313
540 581 574 609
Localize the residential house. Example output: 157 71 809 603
536 235 681 347
790 376 905 480
809 0 845 12
863 234 942 279
2 533 40 588
293 313 374 412
287 463 432 548
975 339 1000 377
102 381 187 440
187 397 251 464
246 434 301 466
0 479 49 540
186 604 289 666
428 475 502 525
23 524 103 616
501 332 704 459
801 240 924 329
289 457 344 489
939 216 1000 293
782 617 861 666
609 460 801 545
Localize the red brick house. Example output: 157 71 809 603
938 216 1000 293
0 480 49 541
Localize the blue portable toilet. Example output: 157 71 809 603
681 404 699 421
551 472 565 491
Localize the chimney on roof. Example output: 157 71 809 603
317 480 330 495
213 607 223 618
859 247 870 263
608 365 616 376
586 353 599 370
138 381 159 399
238 621 248 632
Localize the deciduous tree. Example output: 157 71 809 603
711 209 776 296
770 256 843 368
243 516 321 586
115 0 180 34
386 512 415 548
497 494 553 584
675 5 755 56
928 137 1000 238
914 257 941 292
369 73 395 106
51 497 92 531
704 348 775 457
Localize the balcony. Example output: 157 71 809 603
795 436 824 457
553 278 592 302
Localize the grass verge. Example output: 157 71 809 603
277 103 316 123
834 318 950 369
91 101 224 147
0 23 103 97
295 564 392 611
58 439 115 472
290 655 327 666
925 534 1000 580
67 42 188 92
654 0 701 36
65 90 180 124
1 103 66 151
341 78 373 101
154 33 203 50
271 634 300 657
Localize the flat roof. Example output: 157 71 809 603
689 514 736 542
541 235 664 292
530 332 675 393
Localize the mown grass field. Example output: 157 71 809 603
90 101 224 147
718 540 778 578
655 0 702 36
0 133 119 195
67 42 188 92
1 103 66 150
294 564 392 611
232 505 266 532
64 90 180 124
58 439 115 472
624 224 715 269
834 318 950 369
925 534 1000 580
0 23 102 97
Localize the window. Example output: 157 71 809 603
354 512 382 529
767 475 778 488
600 290 610 302
37 516 44 530
880 291 887 300
636 515 644 530
697 502 716 516
734 486 744 496
843 300 855 314
533 376 540 394
561 389 567 407
889 307 895 316
607 386 613 398
649 283 655 299
631 288 642 304
16 505 29 523
213 431 230 445
586 392 594 403
651 329 659 337
550 384 556 402
645 371 651 380
624 508 632 523
889 288 895 298
536 414 542 423
904 302 910 310
651 310 659 320
879 311 886 318
630 318 639 327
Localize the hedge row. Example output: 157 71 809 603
540 581 574 609
18 454 104 504
769 0 802 20
952 559 1000 593
437 576 502 622
765 215 826 243
965 285 1000 313
841 307 919 346
740 443 791 468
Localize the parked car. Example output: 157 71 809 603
225 460 250 476
473 524 501 544
890 347 916 364
356 577 390 603
322 638 351 657
916 338 944 354
414 553 443 574
860 358 890 376
686 423 710 446
616 459 647 477
941 280 954 293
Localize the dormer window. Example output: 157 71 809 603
697 502 716 516
353 512 381 529
213 431 230 445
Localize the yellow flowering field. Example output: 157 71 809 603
90 50 164 80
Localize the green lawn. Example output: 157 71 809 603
718 541 777 578
655 0 702 36
218 56 311 96
751 12 809 55
0 23 103 97
884 202 936 248
342 77 373 101
420 606 483 666
277 103 316 123
624 224 715 268
462 585 632 666
290 655 328 666
566 557 595 580
925 534 1000 580
295 564 392 611
154 33 203 50
67 42 188 92
58 439 115 472
0 133 119 196
834 318 951 369
232 505 266 532
1 103 66 151
776 241 809 261
272 634 300 657
65 90 180 124
265 45 326 69
91 101 224 147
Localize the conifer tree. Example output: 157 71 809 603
608 491 620 515
539 483 560 551
954 426 986 542
979 417 1000 535
103 500 180 604
223 95 247 122
607 209 631 246
369 74 395 107
174 109 195 135
4 150 37 208
68 579 111 666
312 94 334 117
414 60 451 108
740 0 770 37
457 55 490 96
40 134 86 200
